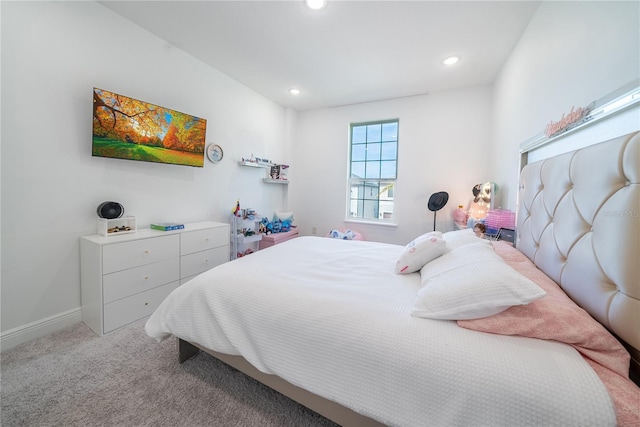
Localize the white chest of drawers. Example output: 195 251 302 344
81 221 229 335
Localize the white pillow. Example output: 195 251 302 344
394 231 446 274
273 211 294 222
419 242 498 279
442 228 490 251
412 243 546 320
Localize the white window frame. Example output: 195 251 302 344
347 119 398 224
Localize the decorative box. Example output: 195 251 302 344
259 227 299 250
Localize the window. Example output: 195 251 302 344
348 119 398 221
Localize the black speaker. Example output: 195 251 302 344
97 201 124 219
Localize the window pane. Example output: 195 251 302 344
380 161 396 179
381 142 396 160
350 184 361 199
363 200 379 219
364 181 380 198
351 162 365 178
365 143 381 161
382 122 398 141
352 126 366 143
379 182 394 200
350 198 363 218
352 144 366 161
365 161 380 178
366 124 381 142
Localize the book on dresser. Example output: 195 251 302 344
150 222 185 231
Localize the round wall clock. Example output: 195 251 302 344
206 144 224 163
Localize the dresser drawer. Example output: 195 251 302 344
102 258 180 304
103 281 178 333
180 246 228 279
103 234 179 274
181 226 228 255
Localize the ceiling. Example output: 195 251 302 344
99 0 541 111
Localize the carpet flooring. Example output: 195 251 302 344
1 319 339 427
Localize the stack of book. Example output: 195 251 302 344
150 222 185 231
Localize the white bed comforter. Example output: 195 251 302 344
146 236 616 427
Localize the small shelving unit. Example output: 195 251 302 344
230 214 263 259
97 216 137 236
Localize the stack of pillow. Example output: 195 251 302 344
395 228 546 320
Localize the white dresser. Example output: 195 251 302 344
80 221 229 335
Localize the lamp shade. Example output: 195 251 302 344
427 191 449 232
427 192 449 212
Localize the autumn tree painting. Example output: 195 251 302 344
92 88 206 167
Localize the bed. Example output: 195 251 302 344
146 129 639 425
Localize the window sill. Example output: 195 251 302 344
344 219 398 228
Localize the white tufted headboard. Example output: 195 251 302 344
517 131 640 377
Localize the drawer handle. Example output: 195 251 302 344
144 250 151 255
204 259 209 264
144 276 149 280
144 302 149 306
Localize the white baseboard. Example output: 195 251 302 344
0 308 82 352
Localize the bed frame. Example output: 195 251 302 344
179 87 640 424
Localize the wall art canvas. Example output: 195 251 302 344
92 88 206 167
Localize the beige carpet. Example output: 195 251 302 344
0 319 338 427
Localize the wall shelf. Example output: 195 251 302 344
263 178 289 185
240 159 290 184
238 160 274 168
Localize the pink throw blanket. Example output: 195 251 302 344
458 241 640 426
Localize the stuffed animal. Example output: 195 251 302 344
453 205 468 230
260 217 272 234
329 229 358 240
260 216 293 234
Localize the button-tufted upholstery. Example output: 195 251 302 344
517 131 639 364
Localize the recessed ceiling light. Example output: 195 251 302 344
305 0 327 11
443 56 460 66
289 88 301 95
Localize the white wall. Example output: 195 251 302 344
490 0 640 209
291 86 493 245
1 1 287 340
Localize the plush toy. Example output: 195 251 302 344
260 217 272 234
453 205 468 230
260 216 293 234
329 229 358 240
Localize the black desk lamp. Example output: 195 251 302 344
427 191 449 231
